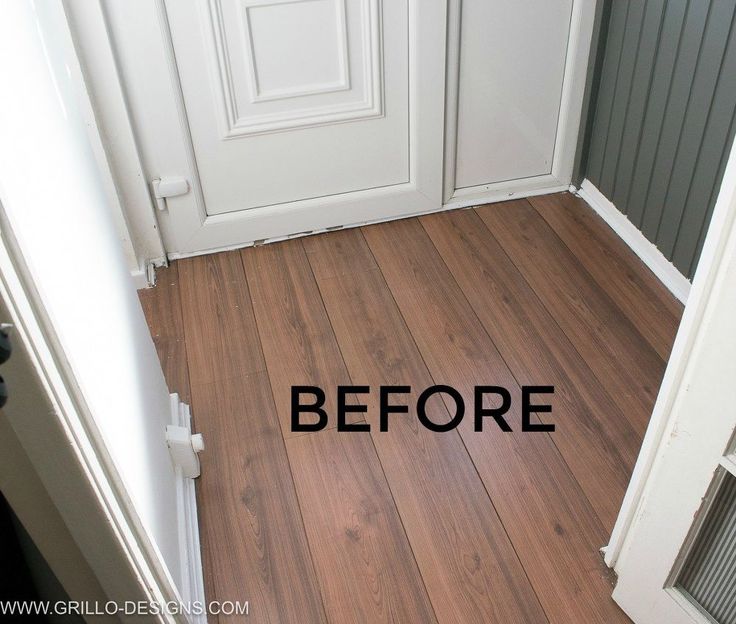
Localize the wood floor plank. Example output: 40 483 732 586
138 263 191 404
241 241 362 438
139 263 220 623
529 192 682 360
178 251 265 385
157 194 659 623
190 373 327 624
303 228 379 279
303 231 549 624
286 429 438 624
362 219 631 624
178 252 327 624
420 209 639 530
477 200 665 434
245 241 435 623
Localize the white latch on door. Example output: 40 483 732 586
151 176 189 211
166 425 204 479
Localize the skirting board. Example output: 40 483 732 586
170 393 206 623
574 179 691 304
130 268 148 290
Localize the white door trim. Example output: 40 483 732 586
0 2 201 617
605 136 736 575
0 216 188 622
63 0 167 279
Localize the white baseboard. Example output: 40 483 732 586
170 394 206 623
574 179 691 304
130 268 148 290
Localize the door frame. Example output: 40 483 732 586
0 2 198 618
66 0 596 262
603 132 736 621
0 215 188 622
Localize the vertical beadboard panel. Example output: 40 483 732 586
585 0 736 279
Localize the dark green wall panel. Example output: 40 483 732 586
585 0 736 279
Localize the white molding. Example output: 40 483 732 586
550 0 597 185
241 0 350 102
608 139 736 621
63 0 168 268
604 139 736 573
575 179 691 303
204 0 383 137
170 394 206 622
441 0 461 203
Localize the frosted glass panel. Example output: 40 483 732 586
677 472 736 624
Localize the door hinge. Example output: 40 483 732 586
151 176 189 211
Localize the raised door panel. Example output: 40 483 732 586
164 0 407 215
211 0 383 136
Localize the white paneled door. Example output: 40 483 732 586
100 0 589 257
104 0 446 255
167 0 410 214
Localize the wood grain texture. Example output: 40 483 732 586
139 263 220 623
420 209 639 531
529 192 682 359
190 373 327 624
138 264 191 404
363 219 631 623
477 200 665 435
241 241 362 438
286 429 437 624
244 241 436 623
178 251 265 384
178 252 326 624
137 191 675 624
304 230 549 624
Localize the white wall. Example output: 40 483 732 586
0 0 182 598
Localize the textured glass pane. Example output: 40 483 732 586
677 472 736 624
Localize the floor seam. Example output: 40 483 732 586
236 248 332 624
527 194 670 362
358 226 550 623
300 235 443 624
419 211 616 535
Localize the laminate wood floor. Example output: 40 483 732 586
140 192 683 624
